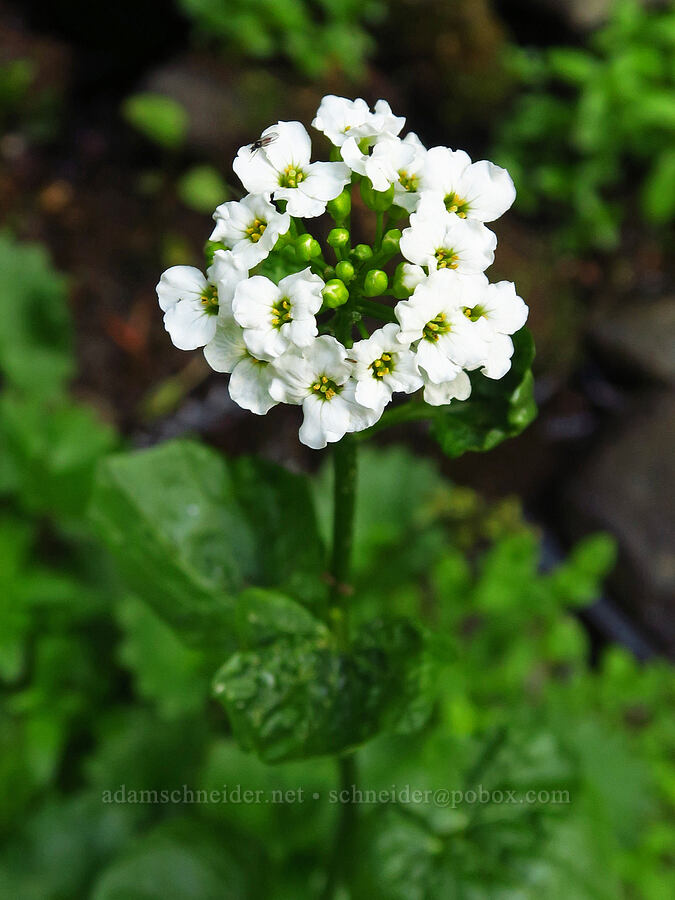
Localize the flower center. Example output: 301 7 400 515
369 352 395 378
279 166 305 188
271 297 292 329
444 192 470 218
245 218 267 243
398 169 418 192
463 304 486 322
311 375 341 401
199 284 219 316
435 247 459 270
423 312 452 342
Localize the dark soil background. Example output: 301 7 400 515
1 0 673 656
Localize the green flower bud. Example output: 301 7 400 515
335 260 355 283
326 227 350 249
360 178 395 212
323 265 336 280
295 233 321 261
204 240 226 264
326 189 351 223
322 278 350 309
351 244 373 263
363 269 389 297
381 228 402 256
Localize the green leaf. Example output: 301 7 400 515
0 235 73 397
90 440 326 648
234 587 328 648
642 148 675 223
90 439 257 649
177 165 229 213
122 93 188 149
231 455 326 608
0 393 117 522
430 327 537 459
91 819 251 900
116 597 211 719
213 618 426 762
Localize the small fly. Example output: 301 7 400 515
248 131 278 156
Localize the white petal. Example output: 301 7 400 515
156 266 206 312
480 333 515 379
232 276 279 329
355 374 391 409
299 161 350 201
263 121 312 170
415 339 461 384
483 281 528 334
229 358 277 415
233 147 279 195
458 160 516 223
163 300 216 351
203 316 247 372
423 371 472 405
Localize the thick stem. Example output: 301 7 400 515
321 754 358 900
321 438 359 899
328 436 357 647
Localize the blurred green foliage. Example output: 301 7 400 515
494 0 675 251
176 0 385 79
177 165 229 212
122 92 189 149
0 233 672 896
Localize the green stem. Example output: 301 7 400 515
321 754 358 900
328 436 357 647
321 437 359 899
374 210 384 249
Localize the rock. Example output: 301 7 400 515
566 393 675 655
590 297 675 386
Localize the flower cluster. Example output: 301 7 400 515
157 96 527 449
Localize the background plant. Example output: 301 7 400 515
493 0 675 251
176 0 385 79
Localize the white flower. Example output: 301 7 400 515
233 121 350 218
459 280 528 379
473 280 528 337
312 96 405 147
210 194 290 268
203 317 277 414
423 370 472 406
156 252 247 351
341 133 415 193
400 195 497 275
392 133 427 213
420 147 516 223
395 270 489 382
232 268 324 361
269 336 383 449
351 323 422 410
